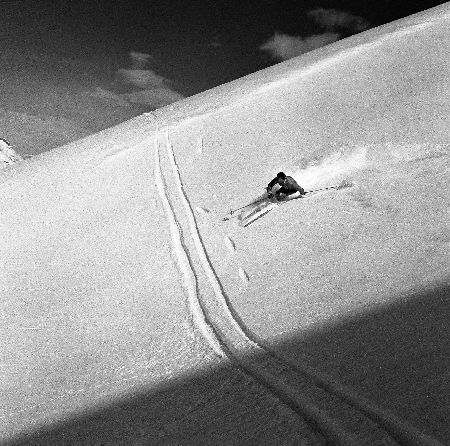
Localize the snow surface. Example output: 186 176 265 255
0 139 22 167
1 3 449 445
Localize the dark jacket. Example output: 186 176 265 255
267 175 305 194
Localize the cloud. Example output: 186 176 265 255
260 8 370 61
121 89 184 108
111 52 185 109
129 51 154 70
260 32 340 61
90 87 131 107
308 8 370 32
117 69 168 90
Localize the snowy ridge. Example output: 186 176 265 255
153 127 444 445
0 138 22 168
150 4 448 133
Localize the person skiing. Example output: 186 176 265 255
266 172 306 200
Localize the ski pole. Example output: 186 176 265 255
305 185 339 194
305 180 352 195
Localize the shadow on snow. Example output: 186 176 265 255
6 284 449 445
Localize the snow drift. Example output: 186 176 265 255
1 3 449 444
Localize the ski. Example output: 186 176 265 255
240 203 278 227
239 193 301 227
222 194 270 221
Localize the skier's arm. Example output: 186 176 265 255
266 177 278 192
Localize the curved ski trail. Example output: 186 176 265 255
153 129 443 446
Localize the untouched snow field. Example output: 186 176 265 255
1 3 449 445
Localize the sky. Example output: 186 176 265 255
0 0 446 155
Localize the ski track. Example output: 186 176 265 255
195 206 210 216
224 236 236 253
238 267 250 285
154 127 443 446
153 137 224 357
198 135 204 154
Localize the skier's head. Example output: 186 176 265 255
277 172 286 180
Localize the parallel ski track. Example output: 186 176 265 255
154 128 443 446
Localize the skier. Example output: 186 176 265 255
266 172 306 200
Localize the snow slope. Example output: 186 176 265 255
0 139 22 167
1 3 449 445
